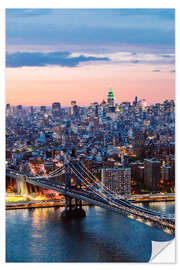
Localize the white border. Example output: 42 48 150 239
1 1 179 268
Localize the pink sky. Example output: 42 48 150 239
6 63 175 106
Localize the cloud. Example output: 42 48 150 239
131 60 139 64
6 51 109 68
71 51 175 65
162 54 174 58
6 9 52 17
152 69 161 72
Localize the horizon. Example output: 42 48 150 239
6 9 175 106
7 95 175 108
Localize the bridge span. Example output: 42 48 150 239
6 160 175 235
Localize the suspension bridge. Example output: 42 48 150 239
6 158 175 234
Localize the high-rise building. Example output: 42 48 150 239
6 104 11 115
133 96 138 106
107 87 115 108
52 102 61 115
17 105 22 112
40 106 46 113
16 105 23 115
71 100 76 106
169 156 175 183
70 100 79 117
144 159 160 191
160 163 171 183
28 106 34 114
6 103 10 110
129 161 144 181
101 167 131 195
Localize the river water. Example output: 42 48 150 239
6 201 175 262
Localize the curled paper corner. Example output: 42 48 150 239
150 239 175 263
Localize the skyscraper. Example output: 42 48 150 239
107 87 115 113
133 96 138 106
16 105 23 114
107 87 115 107
40 106 46 113
6 104 11 115
52 102 61 116
70 100 79 117
144 159 160 191
28 106 34 114
101 167 131 195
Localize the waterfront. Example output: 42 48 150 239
6 201 175 263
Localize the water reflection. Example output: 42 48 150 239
6 202 175 262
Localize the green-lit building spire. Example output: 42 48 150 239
107 87 115 107
107 87 114 99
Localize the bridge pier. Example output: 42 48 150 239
61 163 86 219
61 196 86 219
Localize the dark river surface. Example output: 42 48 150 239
6 201 175 263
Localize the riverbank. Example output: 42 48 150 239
129 194 175 203
130 197 175 203
6 193 175 210
6 200 90 210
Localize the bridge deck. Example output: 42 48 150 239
6 168 175 233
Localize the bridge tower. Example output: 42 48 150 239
61 157 86 219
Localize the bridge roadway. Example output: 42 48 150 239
6 168 175 234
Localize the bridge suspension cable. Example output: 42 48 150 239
68 162 124 208
68 163 110 202
77 162 171 219
77 161 123 198
28 165 65 179
69 162 167 219
48 166 65 176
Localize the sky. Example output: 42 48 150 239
6 9 175 106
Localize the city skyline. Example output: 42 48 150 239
6 90 175 108
6 9 175 106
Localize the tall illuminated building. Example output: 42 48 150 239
40 106 46 113
52 102 61 116
107 87 115 112
16 105 23 114
6 104 11 115
144 159 160 191
28 106 34 114
70 100 79 117
101 167 131 195
107 87 114 106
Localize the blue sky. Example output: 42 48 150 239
6 9 175 106
6 9 175 53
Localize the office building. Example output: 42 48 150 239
40 106 46 113
144 159 160 191
52 102 61 115
101 167 131 195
